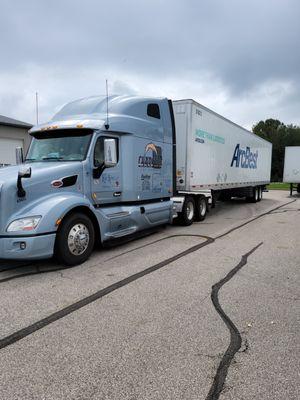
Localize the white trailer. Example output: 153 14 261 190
283 146 300 195
172 99 272 224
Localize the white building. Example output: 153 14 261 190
0 115 32 167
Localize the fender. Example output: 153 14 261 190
5 193 98 236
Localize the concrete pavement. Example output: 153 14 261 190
0 190 299 399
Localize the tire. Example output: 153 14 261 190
297 184 300 194
195 196 207 221
255 186 260 202
54 212 95 266
246 186 258 203
178 197 195 226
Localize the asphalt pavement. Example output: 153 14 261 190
0 190 299 400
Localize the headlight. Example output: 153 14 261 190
7 216 42 232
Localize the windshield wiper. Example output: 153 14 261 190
25 158 37 162
41 156 64 161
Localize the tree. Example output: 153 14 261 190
253 119 300 181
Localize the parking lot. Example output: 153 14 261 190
0 190 299 400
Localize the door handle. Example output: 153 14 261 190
113 192 122 197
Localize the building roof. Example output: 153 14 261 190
0 114 33 129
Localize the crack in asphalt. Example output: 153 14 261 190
105 233 213 261
268 208 300 214
0 265 74 283
0 262 34 273
215 199 296 239
205 242 263 400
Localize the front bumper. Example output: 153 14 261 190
0 233 56 260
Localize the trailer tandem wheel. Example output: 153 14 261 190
246 186 259 203
257 186 263 202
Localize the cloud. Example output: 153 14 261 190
0 0 299 128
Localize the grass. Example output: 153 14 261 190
268 182 291 190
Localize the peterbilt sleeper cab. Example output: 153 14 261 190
0 96 174 265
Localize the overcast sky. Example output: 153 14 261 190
0 0 299 129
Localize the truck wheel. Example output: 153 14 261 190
178 197 195 226
195 196 207 221
54 212 95 266
257 186 262 202
246 187 258 203
255 186 260 202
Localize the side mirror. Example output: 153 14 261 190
93 138 118 179
16 147 24 165
19 167 32 179
17 167 32 197
104 138 117 168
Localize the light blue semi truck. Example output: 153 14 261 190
0 96 272 265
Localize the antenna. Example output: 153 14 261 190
35 92 39 125
105 79 109 130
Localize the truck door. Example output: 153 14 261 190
91 135 122 205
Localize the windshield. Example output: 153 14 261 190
26 129 93 162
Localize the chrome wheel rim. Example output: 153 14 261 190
199 199 206 216
67 223 90 255
186 201 194 220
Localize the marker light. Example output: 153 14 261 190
7 216 41 232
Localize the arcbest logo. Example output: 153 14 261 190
231 144 258 169
138 143 162 169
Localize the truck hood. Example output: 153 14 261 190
0 162 84 234
0 162 59 181
0 162 83 186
